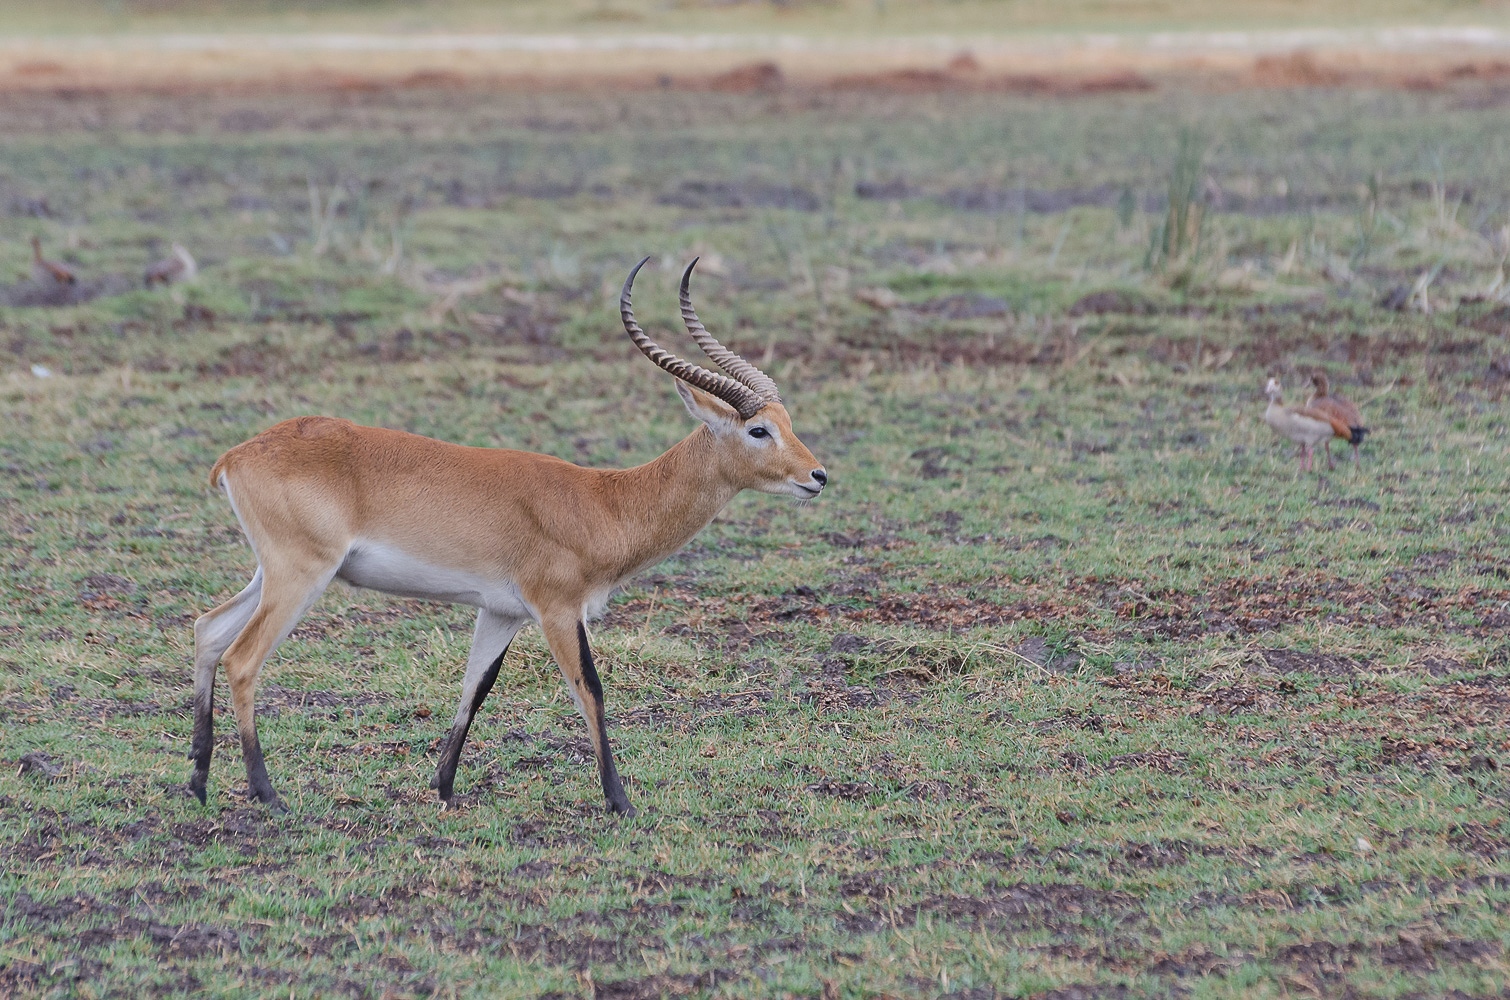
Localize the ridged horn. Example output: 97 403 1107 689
679 257 781 404
620 256 764 419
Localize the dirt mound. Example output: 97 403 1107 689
707 61 783 92
1252 50 1347 87
828 68 1154 94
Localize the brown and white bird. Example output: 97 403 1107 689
1264 377 1347 472
1306 372 1369 467
30 236 75 286
144 243 197 287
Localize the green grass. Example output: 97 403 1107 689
2 0 1506 37
0 83 1508 998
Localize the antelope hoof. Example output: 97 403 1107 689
188 770 209 804
248 785 287 812
611 800 638 818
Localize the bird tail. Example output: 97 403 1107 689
1349 426 1369 445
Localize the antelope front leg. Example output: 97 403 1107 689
541 615 636 817
432 609 524 805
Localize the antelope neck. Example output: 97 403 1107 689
599 426 741 571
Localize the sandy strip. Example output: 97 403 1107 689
2 26 1509 91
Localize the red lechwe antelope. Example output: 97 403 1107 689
189 258 827 816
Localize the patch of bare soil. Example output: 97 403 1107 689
1445 820 1510 857
657 178 822 212
838 326 1091 369
257 683 391 716
1252 50 1348 87
937 184 1124 214
591 971 724 999
1103 751 1188 774
1218 305 1508 375
167 807 287 858
807 777 881 800
860 305 1502 378
616 690 775 730
829 67 1153 95
1068 289 1161 316
9 892 241 958
1145 942 1255 978
412 874 721 975
1 275 134 307
1035 987 1133 1000
0 959 45 993
792 568 1506 637
1258 649 1361 676
436 921 626 969
1274 933 1500 986
4 799 161 866
707 61 784 93
945 989 1134 1000
613 561 1508 643
904 882 1145 937
908 292 1012 319
1103 570 1510 640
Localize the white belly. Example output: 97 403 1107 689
336 540 533 618
1266 410 1333 447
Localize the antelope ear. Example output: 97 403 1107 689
676 380 741 431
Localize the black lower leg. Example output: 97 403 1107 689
187 693 214 804
431 648 507 802
595 720 634 817
578 623 635 816
240 729 283 810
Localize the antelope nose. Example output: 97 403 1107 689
811 469 828 488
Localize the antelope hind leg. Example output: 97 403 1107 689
219 563 336 809
188 568 263 803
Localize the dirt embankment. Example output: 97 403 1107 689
3 28 1510 96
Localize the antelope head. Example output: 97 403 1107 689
620 257 828 500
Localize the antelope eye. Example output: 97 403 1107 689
747 426 769 439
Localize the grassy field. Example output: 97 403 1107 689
0 79 1508 999
3 0 1507 37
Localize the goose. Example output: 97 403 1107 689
30 236 75 286
1307 372 1369 467
1264 377 1346 472
144 243 197 287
